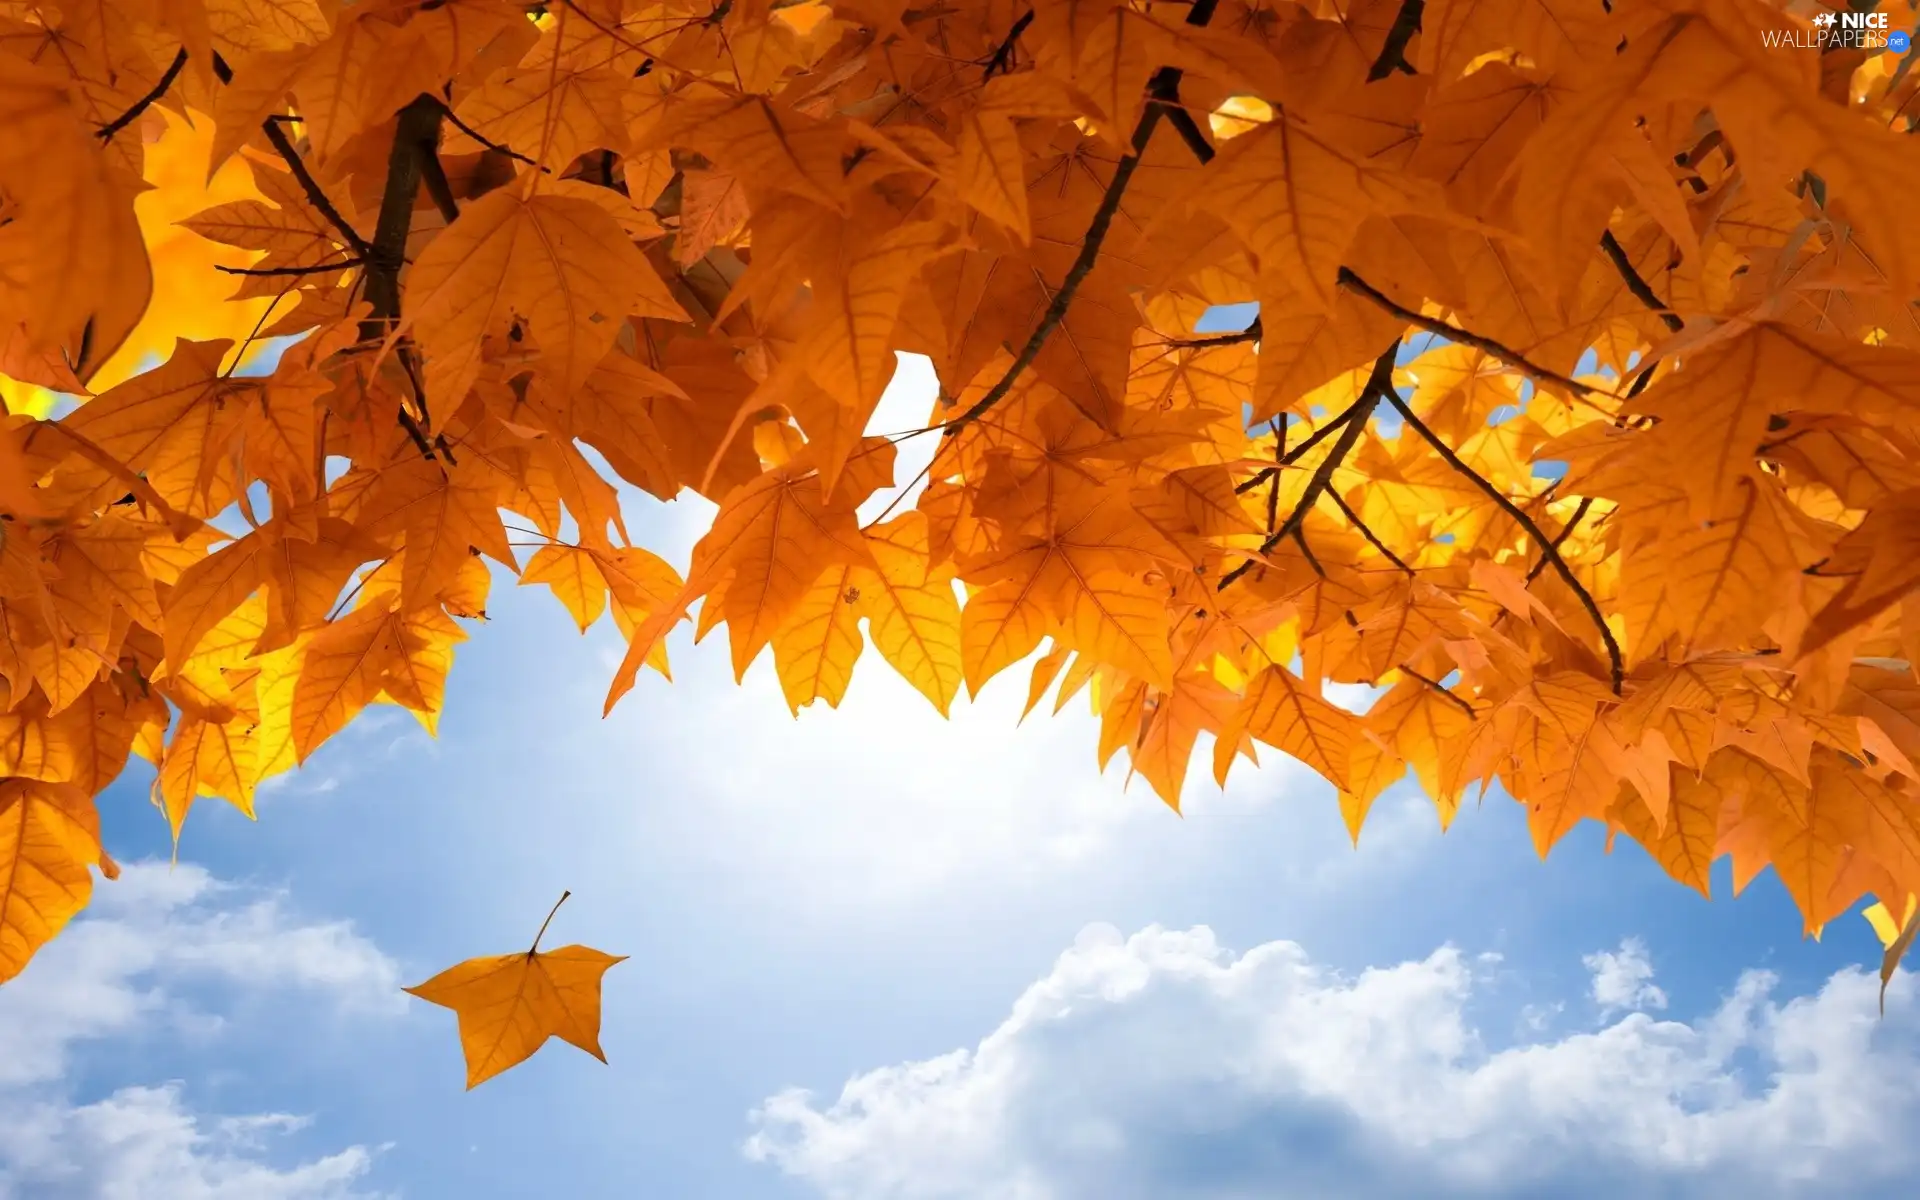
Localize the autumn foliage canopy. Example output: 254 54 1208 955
5 0 1920 1083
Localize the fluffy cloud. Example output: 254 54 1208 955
746 925 1920 1199
1583 938 1668 1015
0 863 399 1199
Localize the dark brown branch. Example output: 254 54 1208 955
1234 403 1366 494
1367 0 1425 81
945 113 1159 433
1401 665 1477 717
216 257 364 277
1625 357 1661 399
1336 267 1600 399
211 54 374 261
1162 101 1216 164
944 0 1222 434
1218 349 1394 591
1326 487 1413 573
1265 419 1283 532
1173 316 1261 350
1525 495 1594 584
1598 230 1683 333
983 10 1034 80
1385 389 1624 693
98 48 188 141
360 94 445 337
420 146 462 224
434 98 551 173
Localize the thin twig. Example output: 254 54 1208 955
1401 665 1477 717
1326 487 1413 573
1233 402 1367 494
945 0 1223 434
1162 102 1215 163
1385 390 1624 692
1218 349 1394 591
216 257 364 277
1525 495 1594 584
1336 267 1601 398
98 48 189 141
1598 230 1684 333
1368 0 1425 80
983 10 1034 79
434 97 552 173
212 54 374 260
1171 317 1261 350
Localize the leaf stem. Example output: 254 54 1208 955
530 890 572 956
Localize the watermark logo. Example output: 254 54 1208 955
1763 7 1908 51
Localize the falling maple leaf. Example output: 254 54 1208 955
405 891 626 1088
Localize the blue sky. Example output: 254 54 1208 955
3 359 1918 1199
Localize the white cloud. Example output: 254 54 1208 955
746 924 1920 1199
0 863 399 1199
0 1086 381 1200
1584 938 1668 1015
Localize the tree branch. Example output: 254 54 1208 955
1336 267 1600 398
1598 230 1683 333
1400 664 1477 717
98 47 188 141
1385 390 1624 692
361 94 445 336
216 257 364 277
1326 487 1413 573
1525 495 1594 584
944 0 1223 434
1367 0 1424 81
1218 348 1394 591
434 97 551 174
211 54 373 261
983 10 1034 80
1233 401 1368 495
1162 100 1215 164
1171 316 1261 350
420 146 462 224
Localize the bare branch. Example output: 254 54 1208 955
983 9 1034 79
1525 495 1594 584
1384 390 1624 692
98 48 188 142
212 54 373 260
434 97 552 174
1337 267 1602 399
1400 664 1477 718
944 0 1223 434
1218 348 1394 591
216 257 363 277
1598 230 1683 333
1368 0 1425 81
1326 487 1414 574
1171 316 1261 350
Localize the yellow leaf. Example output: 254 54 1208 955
404 893 624 1089
0 779 109 985
402 184 687 406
